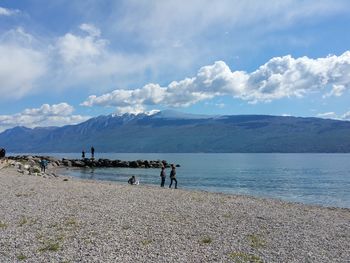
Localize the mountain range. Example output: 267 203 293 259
1 110 350 153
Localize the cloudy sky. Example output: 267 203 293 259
1 0 350 131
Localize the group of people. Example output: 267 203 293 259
160 164 177 189
82 146 95 159
128 164 178 189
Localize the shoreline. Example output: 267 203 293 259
59 166 350 210
63 168 350 211
0 164 349 262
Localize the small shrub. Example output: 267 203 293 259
56 234 65 242
0 221 7 228
65 218 77 226
122 225 131 230
141 239 152 246
222 213 232 218
18 217 28 226
248 234 265 249
39 241 60 252
200 237 212 244
228 252 263 263
17 254 27 261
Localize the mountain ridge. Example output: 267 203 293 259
1 111 350 153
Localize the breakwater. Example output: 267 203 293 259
8 155 179 169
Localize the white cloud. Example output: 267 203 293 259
317 111 350 120
79 23 101 37
0 103 90 131
317 112 339 119
56 25 107 64
341 111 350 120
323 84 346 98
52 23 154 90
1 2 350 105
0 24 156 99
81 51 350 113
0 44 47 99
116 1 347 40
0 6 20 16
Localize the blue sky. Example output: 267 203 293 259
1 0 350 130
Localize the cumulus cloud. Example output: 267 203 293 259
81 51 350 113
0 103 90 132
56 24 108 64
53 23 152 89
323 84 346 98
0 27 48 99
0 24 146 99
0 6 20 16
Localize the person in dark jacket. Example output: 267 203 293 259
0 148 5 158
160 166 166 187
169 164 177 189
128 175 137 185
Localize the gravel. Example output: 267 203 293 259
0 163 349 262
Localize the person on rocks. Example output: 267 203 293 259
82 150 85 159
128 175 139 185
40 159 48 173
0 148 5 165
160 166 166 187
169 164 178 189
91 146 95 159
0 148 5 159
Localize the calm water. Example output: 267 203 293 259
37 153 350 208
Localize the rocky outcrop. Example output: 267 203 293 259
7 155 180 169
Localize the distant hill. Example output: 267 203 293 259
1 110 350 153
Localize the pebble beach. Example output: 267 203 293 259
0 161 349 263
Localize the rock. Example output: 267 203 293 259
62 159 72 167
129 161 139 168
72 160 85 167
28 159 36 167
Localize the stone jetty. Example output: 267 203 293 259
7 155 179 169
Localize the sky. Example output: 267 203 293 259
1 0 350 131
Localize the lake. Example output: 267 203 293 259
42 153 350 208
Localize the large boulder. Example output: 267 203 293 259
129 161 139 168
72 160 86 167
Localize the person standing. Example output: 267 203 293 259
169 164 177 189
40 159 48 173
91 146 95 159
82 150 85 159
160 166 166 187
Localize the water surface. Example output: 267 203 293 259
32 153 350 208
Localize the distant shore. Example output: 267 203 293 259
0 162 349 262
